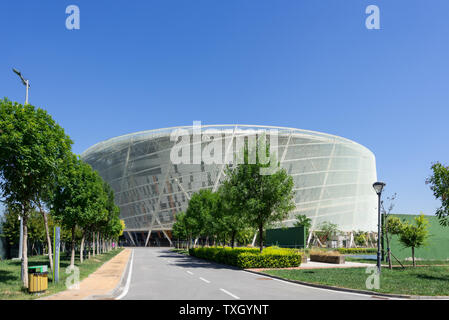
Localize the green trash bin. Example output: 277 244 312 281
28 265 48 293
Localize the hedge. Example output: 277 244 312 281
337 248 377 254
188 246 302 268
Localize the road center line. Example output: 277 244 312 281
186 271 194 275
199 277 210 283
220 288 240 299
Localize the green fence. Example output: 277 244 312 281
265 226 306 248
383 214 449 260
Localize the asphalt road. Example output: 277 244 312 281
120 247 379 300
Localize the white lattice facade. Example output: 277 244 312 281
81 125 378 234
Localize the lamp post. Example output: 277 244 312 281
12 68 30 278
373 181 386 274
12 68 30 105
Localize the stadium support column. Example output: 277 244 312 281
144 226 153 247
127 231 136 246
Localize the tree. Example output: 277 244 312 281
51 153 107 267
223 138 295 252
172 211 196 248
426 162 449 226
381 193 398 268
316 221 339 244
293 214 312 234
0 98 73 288
218 181 251 248
185 189 219 246
396 214 430 267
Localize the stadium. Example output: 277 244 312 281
81 125 378 246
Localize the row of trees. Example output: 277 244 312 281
0 98 124 288
172 138 296 252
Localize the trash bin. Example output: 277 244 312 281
28 265 48 293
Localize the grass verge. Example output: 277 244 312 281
170 248 189 255
0 248 124 300
264 266 449 296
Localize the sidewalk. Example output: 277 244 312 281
40 248 131 300
247 259 373 272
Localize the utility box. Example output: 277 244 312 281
28 265 48 293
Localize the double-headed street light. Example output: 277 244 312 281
373 181 386 274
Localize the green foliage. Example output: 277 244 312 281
189 246 302 268
315 221 339 243
397 214 430 250
185 189 220 239
51 153 108 232
0 98 73 212
293 214 311 230
427 162 449 226
386 216 403 235
353 230 368 246
223 139 296 251
337 248 377 254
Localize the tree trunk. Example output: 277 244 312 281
80 232 85 263
21 214 29 288
70 225 76 268
412 247 416 267
39 205 53 273
88 235 91 260
386 235 392 269
92 232 96 257
97 232 100 255
259 224 263 253
231 230 236 249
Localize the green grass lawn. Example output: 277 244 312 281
170 248 189 255
264 266 449 296
345 256 449 266
0 248 124 300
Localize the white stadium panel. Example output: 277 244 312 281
81 125 378 233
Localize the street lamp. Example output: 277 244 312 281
12 68 31 277
12 68 30 105
373 181 386 274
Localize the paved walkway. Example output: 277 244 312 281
40 248 131 300
248 259 373 272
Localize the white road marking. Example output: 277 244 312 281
186 271 194 275
220 288 240 299
199 277 210 283
116 249 134 300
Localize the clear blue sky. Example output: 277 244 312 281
1 1 448 215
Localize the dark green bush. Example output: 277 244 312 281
189 246 302 268
337 248 377 254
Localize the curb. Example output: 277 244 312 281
84 249 132 300
244 269 449 300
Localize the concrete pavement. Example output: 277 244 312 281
40 248 131 300
120 247 380 300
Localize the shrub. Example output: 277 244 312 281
189 246 301 268
310 249 341 256
337 248 377 254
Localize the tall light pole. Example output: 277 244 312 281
373 181 386 274
12 68 30 272
12 68 30 105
